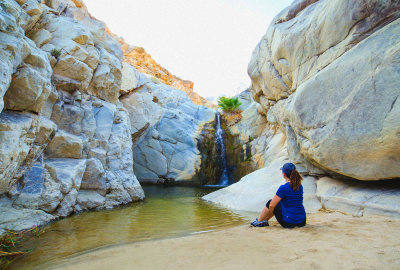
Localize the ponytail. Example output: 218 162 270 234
284 169 303 191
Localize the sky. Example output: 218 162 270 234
84 0 293 98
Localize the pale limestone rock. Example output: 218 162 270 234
52 55 93 91
133 138 168 179
121 82 215 184
88 147 106 165
0 206 55 231
236 89 253 111
50 99 96 140
203 158 322 213
104 102 144 202
76 190 105 210
104 172 133 209
34 117 57 146
249 0 400 180
119 92 152 145
13 163 63 213
31 3 124 104
31 29 52 47
44 129 84 159
228 99 287 169
45 92 144 205
19 0 43 31
0 0 146 231
87 47 122 104
0 3 52 114
15 117 57 182
317 177 400 218
249 0 400 105
81 158 107 196
54 188 78 217
35 13 99 92
44 158 86 194
120 62 149 95
270 19 400 180
0 111 39 195
40 87 59 119
1 0 30 32
4 62 52 113
43 0 62 10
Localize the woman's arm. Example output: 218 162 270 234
269 195 281 211
259 195 282 221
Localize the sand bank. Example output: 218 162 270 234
52 211 400 270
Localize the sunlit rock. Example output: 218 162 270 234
248 0 400 180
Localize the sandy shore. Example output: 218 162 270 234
52 211 400 270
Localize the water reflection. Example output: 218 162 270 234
10 186 247 270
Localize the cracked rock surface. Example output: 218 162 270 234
248 0 400 180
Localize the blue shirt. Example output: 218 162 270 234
276 182 306 224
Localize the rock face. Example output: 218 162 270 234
120 81 215 185
248 0 400 180
0 0 218 234
205 0 400 218
0 0 146 233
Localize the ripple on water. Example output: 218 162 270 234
10 186 248 270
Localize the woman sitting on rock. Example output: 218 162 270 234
251 163 306 228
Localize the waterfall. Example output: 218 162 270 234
215 112 229 186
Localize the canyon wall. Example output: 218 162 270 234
205 0 400 218
0 0 214 234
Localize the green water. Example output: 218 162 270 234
10 186 250 269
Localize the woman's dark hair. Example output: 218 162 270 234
284 169 303 191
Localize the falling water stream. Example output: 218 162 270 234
215 112 230 186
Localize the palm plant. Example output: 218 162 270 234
218 96 242 113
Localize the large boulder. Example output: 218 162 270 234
203 158 322 213
248 0 400 180
271 19 400 180
317 177 400 218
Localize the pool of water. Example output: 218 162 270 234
10 186 250 269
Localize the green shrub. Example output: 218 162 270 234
218 96 242 113
51 48 61 59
